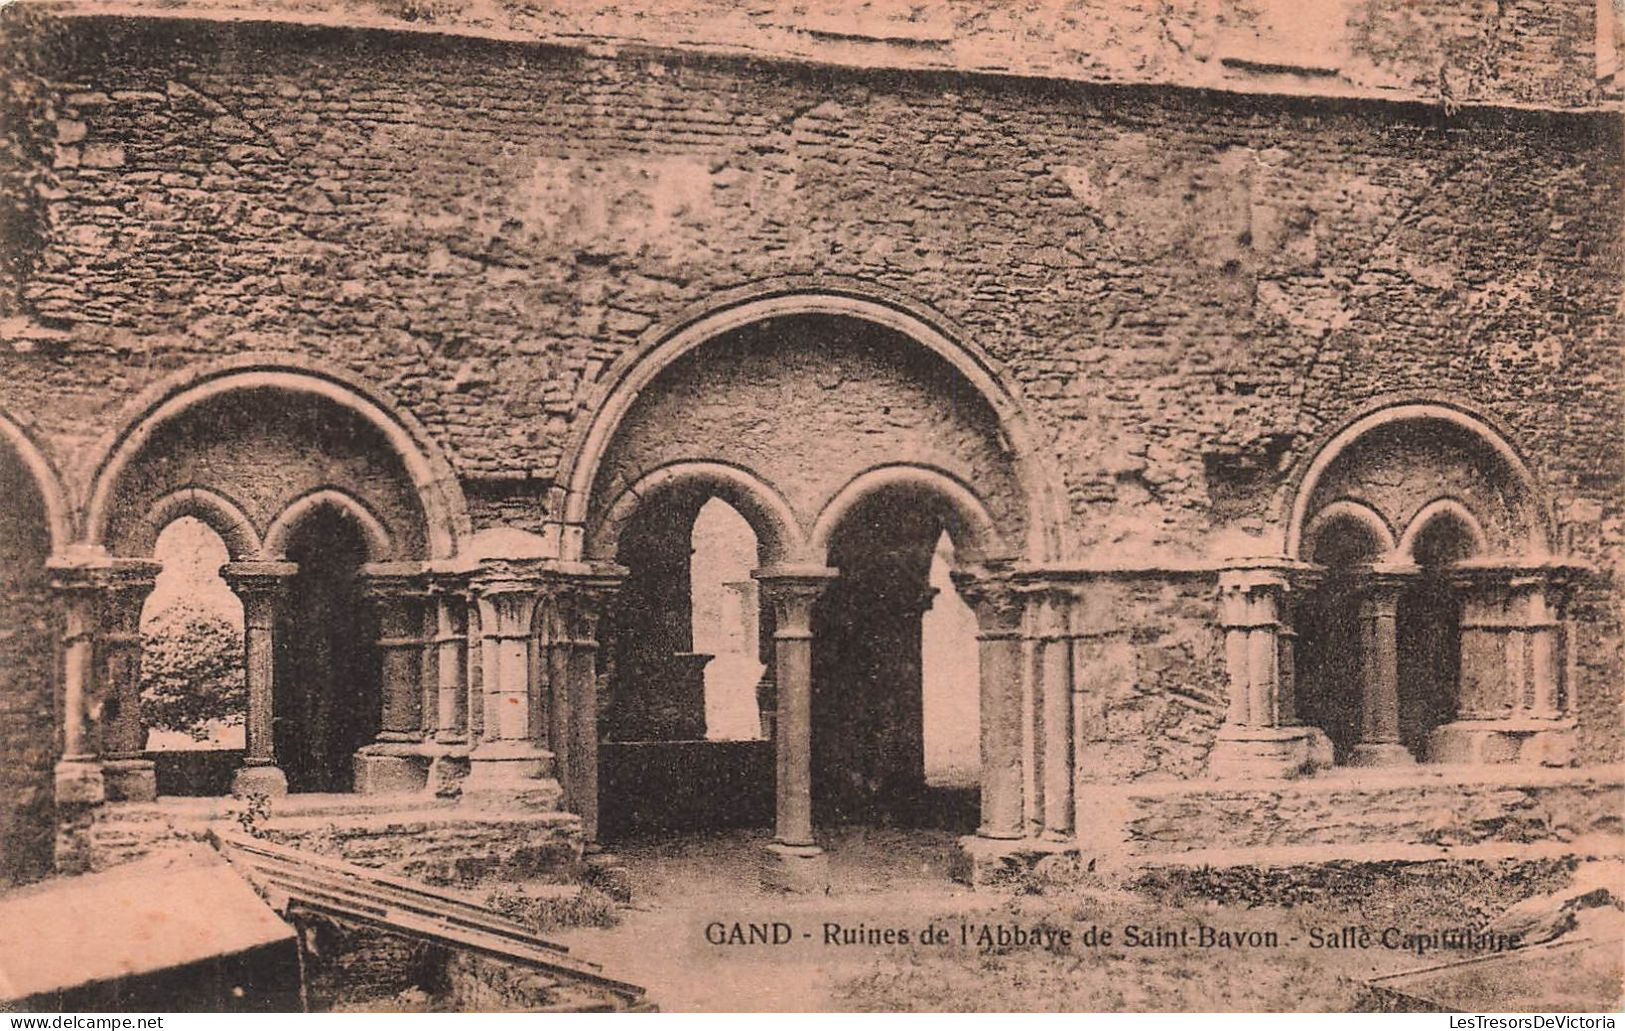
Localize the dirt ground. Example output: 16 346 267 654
545 828 1560 1012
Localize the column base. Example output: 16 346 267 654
463 741 563 809
1426 719 1576 767
1209 725 1335 779
102 758 158 802
1347 742 1417 767
584 850 634 903
231 762 289 797
54 759 105 806
760 842 829 894
353 742 434 795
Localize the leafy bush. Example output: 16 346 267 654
140 601 246 740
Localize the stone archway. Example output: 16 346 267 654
1285 401 1571 768
588 463 802 838
81 359 470 798
557 284 1066 565
807 465 1004 833
570 293 1046 874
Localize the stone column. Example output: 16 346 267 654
93 560 163 803
1429 564 1581 766
353 564 433 794
1029 585 1073 840
1209 562 1333 778
49 555 108 874
755 565 836 885
556 570 622 843
955 570 1025 841
466 560 557 806
49 557 111 810
223 561 297 797
430 577 470 746
1348 569 1415 767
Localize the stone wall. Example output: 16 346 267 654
0 7 1619 877
5 15 1614 562
1073 576 1228 784
0 448 56 886
1083 766 1625 860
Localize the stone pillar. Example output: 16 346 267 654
755 565 836 888
1348 569 1415 767
1428 564 1581 766
556 570 621 843
354 564 433 794
93 560 162 803
956 570 1025 841
49 557 105 874
1029 586 1073 840
465 560 557 806
430 578 470 746
1209 562 1333 778
223 561 297 797
49 558 111 811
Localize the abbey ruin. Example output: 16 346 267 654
0 0 1619 901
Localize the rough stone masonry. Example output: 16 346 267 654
0 0 1619 888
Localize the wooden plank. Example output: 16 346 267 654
209 830 643 1005
224 854 576 956
285 899 644 1001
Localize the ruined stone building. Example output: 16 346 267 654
0 0 1620 889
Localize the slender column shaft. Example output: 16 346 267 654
434 590 469 743
544 594 573 792
756 567 836 849
1358 589 1401 745
1348 572 1414 767
562 576 618 842
1038 591 1073 839
958 571 1025 841
223 561 296 796
49 560 110 808
98 563 162 802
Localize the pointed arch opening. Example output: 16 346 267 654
810 470 995 832
593 465 796 839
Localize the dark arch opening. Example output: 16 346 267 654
0 447 55 886
1396 516 1476 758
598 488 774 840
813 487 979 832
275 506 379 794
1296 515 1386 764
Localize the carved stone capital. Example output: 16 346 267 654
753 564 837 639
953 568 1024 637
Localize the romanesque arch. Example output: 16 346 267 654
76 357 472 799
1286 401 1548 562
85 356 469 561
588 461 805 565
571 288 1044 846
137 487 262 561
1284 401 1570 768
809 463 1007 566
556 282 1067 564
